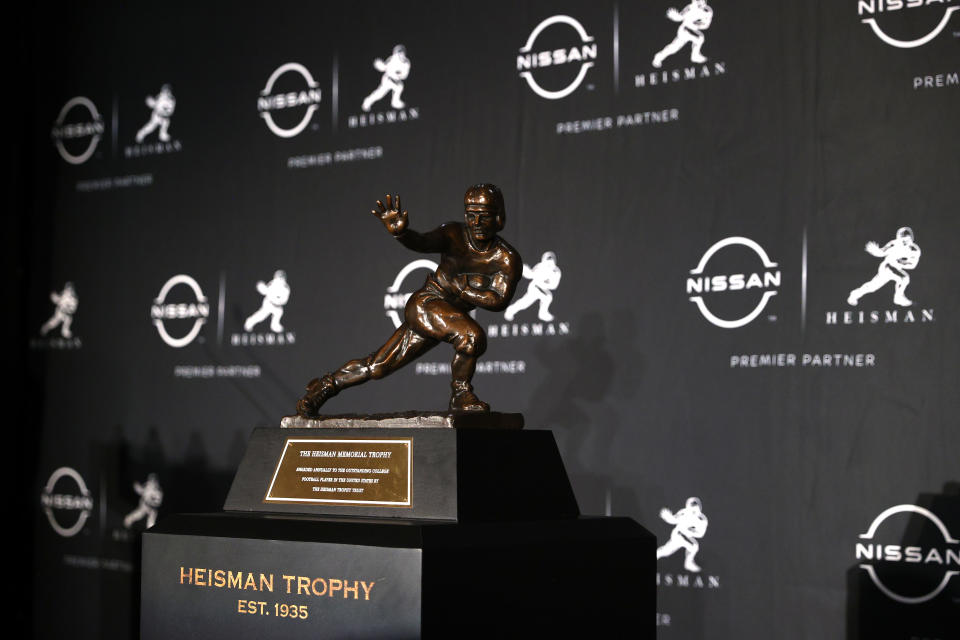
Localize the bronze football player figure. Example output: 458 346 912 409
296 184 522 417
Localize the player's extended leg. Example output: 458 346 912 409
504 286 538 321
848 269 893 305
124 505 148 529
656 536 682 559
362 80 392 112
296 325 436 417
40 313 61 336
244 304 271 332
136 117 159 143
653 30 690 68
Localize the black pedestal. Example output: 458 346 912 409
142 423 656 637
224 427 580 521
141 513 655 638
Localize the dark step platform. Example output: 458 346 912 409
141 512 656 638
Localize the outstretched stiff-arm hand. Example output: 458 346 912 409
371 194 449 253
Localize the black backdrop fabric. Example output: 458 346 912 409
24 1 959 637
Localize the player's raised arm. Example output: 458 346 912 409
370 194 450 253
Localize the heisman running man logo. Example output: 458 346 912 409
243 270 291 333
653 0 714 68
362 45 411 112
657 497 709 573
847 227 921 308
123 474 163 530
504 251 562 322
40 282 78 339
136 85 176 143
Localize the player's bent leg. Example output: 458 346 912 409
690 33 707 63
448 317 489 412
684 547 702 573
390 84 405 109
537 290 555 322
893 273 913 307
269 306 284 332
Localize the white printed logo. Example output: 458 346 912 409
858 1 959 48
123 474 163 530
40 282 78 339
848 227 921 308
384 259 438 328
637 1 726 88
656 497 709 572
517 15 597 99
51 96 104 165
856 504 959 604
41 467 93 538
244 270 291 332
505 251 562 322
349 45 419 129
363 45 410 112
489 249 570 339
136 85 176 142
653 1 714 68
257 62 322 138
151 274 209 348
687 237 780 328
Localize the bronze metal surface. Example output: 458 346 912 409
296 184 522 418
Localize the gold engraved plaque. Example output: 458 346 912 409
265 438 412 506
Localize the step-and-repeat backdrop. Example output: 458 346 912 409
26 1 958 637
